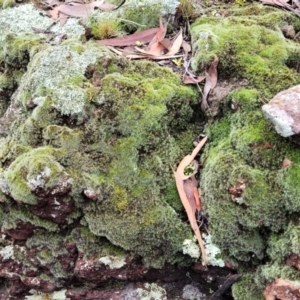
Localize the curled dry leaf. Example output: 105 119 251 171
174 136 208 265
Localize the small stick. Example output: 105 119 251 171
210 274 242 300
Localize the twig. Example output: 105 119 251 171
210 274 242 300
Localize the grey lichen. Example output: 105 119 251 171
0 4 85 39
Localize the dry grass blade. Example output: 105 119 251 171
97 28 159 46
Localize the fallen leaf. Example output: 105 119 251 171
183 177 198 213
174 171 207 265
281 158 293 169
166 28 183 56
137 17 168 56
134 42 166 56
97 27 159 46
174 136 208 265
193 187 201 211
183 75 205 84
201 72 212 112
148 16 167 46
208 56 219 90
58 0 118 18
177 136 208 181
160 38 172 50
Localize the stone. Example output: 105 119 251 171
262 85 300 137
264 278 300 300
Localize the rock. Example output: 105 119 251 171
262 85 300 137
281 25 296 39
264 278 300 300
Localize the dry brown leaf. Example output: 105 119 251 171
125 54 183 60
208 56 219 90
173 136 208 265
174 170 207 265
160 38 172 50
59 12 69 25
281 158 293 169
177 136 208 180
148 16 167 46
183 75 205 84
48 5 60 19
183 177 198 213
134 43 166 56
97 27 159 46
166 28 183 56
54 0 119 18
201 72 211 112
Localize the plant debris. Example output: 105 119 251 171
45 0 125 25
173 136 208 266
97 17 185 60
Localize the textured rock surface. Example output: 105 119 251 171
262 85 300 137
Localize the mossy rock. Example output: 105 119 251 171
191 4 300 99
0 34 202 270
191 4 300 298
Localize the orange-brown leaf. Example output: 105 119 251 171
173 170 207 265
97 27 159 46
177 136 208 180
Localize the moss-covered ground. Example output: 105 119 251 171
191 3 300 298
1 1 300 298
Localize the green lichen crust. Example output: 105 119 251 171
0 35 200 269
191 4 300 99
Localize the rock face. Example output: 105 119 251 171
262 85 300 137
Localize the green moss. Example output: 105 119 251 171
232 273 264 300
2 206 58 232
0 34 44 67
2 146 67 204
43 125 83 151
120 4 161 32
191 5 300 98
2 0 15 8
